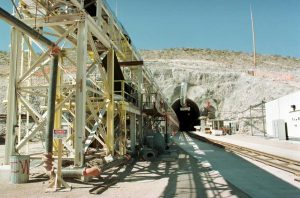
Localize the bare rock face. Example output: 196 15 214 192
141 48 300 134
0 51 9 115
0 49 299 134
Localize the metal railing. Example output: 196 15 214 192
114 80 138 106
143 102 155 110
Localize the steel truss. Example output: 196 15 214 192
3 0 178 168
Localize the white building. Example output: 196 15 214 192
265 91 300 140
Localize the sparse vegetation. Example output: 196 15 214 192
0 51 9 67
141 48 300 134
0 49 299 135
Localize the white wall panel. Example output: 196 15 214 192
266 91 300 138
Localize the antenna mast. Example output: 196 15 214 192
250 4 256 66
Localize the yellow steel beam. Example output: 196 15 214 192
119 101 128 155
53 67 62 155
106 48 114 155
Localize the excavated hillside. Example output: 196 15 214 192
0 49 299 134
141 48 300 134
0 51 9 114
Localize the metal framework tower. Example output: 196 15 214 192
2 0 179 169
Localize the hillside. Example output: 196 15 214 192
0 49 300 134
141 48 300 134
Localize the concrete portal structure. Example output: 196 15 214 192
172 98 200 131
266 91 300 139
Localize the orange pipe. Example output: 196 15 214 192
83 167 102 177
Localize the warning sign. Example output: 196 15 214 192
53 129 68 139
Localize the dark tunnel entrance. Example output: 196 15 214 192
172 99 200 131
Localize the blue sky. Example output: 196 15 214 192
0 0 299 58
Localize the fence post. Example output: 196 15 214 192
250 105 253 136
262 100 266 137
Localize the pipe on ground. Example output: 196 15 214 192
141 148 157 161
59 167 101 177
60 155 131 177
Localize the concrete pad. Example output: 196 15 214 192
1 135 299 197
0 165 10 182
0 144 250 198
173 132 300 198
191 132 300 161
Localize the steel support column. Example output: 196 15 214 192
130 113 136 154
119 102 127 155
106 49 114 155
53 67 63 154
4 28 20 164
138 65 143 145
17 36 24 146
96 0 103 27
74 21 87 166
165 117 168 144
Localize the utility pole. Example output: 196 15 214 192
250 4 256 67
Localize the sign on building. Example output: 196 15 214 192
288 111 300 136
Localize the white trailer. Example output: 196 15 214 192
265 91 300 139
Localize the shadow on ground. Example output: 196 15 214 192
90 142 251 197
3 132 299 198
173 132 300 198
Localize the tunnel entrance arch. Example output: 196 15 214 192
201 105 217 119
172 98 200 131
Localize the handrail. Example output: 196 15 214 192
114 80 138 106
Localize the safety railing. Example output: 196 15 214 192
143 102 156 110
114 80 138 106
142 93 167 113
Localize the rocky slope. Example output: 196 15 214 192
0 51 9 117
141 48 300 134
0 49 299 134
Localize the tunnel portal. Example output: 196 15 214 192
172 98 200 131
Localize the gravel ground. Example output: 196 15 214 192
0 141 248 198
1 134 300 197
